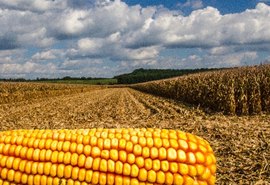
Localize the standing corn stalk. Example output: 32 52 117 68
132 64 270 115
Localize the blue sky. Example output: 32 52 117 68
125 0 265 14
0 0 270 79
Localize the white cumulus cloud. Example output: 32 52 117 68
0 1 270 78
180 0 204 10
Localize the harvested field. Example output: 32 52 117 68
0 86 269 184
0 82 101 104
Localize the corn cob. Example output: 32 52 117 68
0 128 216 185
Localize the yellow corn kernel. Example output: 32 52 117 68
85 156 93 169
107 159 115 173
12 158 21 171
91 146 101 158
100 159 107 172
209 164 217 174
62 141 71 152
100 150 109 160
39 149 46 162
179 163 189 175
167 148 177 161
161 161 169 172
107 173 115 185
165 172 174 185
135 157 144 168
156 171 165 184
31 162 39 174
76 143 84 154
37 162 44 175
162 138 170 148
174 174 184 185
83 145 91 156
71 167 79 180
123 176 131 185
178 140 189 151
78 169 86 182
170 162 178 173
7 169 15 182
51 151 58 163
99 173 107 185
115 175 123 185
127 153 135 164
109 149 118 161
138 168 147 182
91 171 99 185
154 137 162 148
139 137 146 147
14 171 22 184
187 152 196 164
131 136 139 144
188 165 197 177
77 154 85 167
70 153 79 166
150 147 158 159
97 138 104 150
57 164 65 178
111 138 118 149
146 138 154 147
170 139 179 149
92 158 101 171
119 151 127 162
147 170 156 183
85 170 93 183
158 147 167 160
152 159 161 171
115 161 123 174
126 141 133 153
177 149 187 162
144 158 152 170
131 164 139 177
64 165 72 178
123 163 131 176
133 144 142 156
142 147 150 158
130 178 140 185
195 164 205 176
183 175 195 185
49 164 57 177
103 139 111 150
6 156 14 169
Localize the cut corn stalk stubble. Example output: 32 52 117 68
0 128 216 185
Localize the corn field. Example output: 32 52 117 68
0 83 100 104
0 85 269 183
132 64 270 115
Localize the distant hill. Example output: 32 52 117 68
114 68 219 84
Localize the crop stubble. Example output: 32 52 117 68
0 86 269 184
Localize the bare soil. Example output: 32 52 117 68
0 87 269 184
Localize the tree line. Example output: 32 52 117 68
114 68 220 84
0 76 110 82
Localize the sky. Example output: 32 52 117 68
1 0 270 79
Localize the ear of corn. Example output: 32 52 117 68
0 128 216 185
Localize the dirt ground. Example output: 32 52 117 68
0 87 269 184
